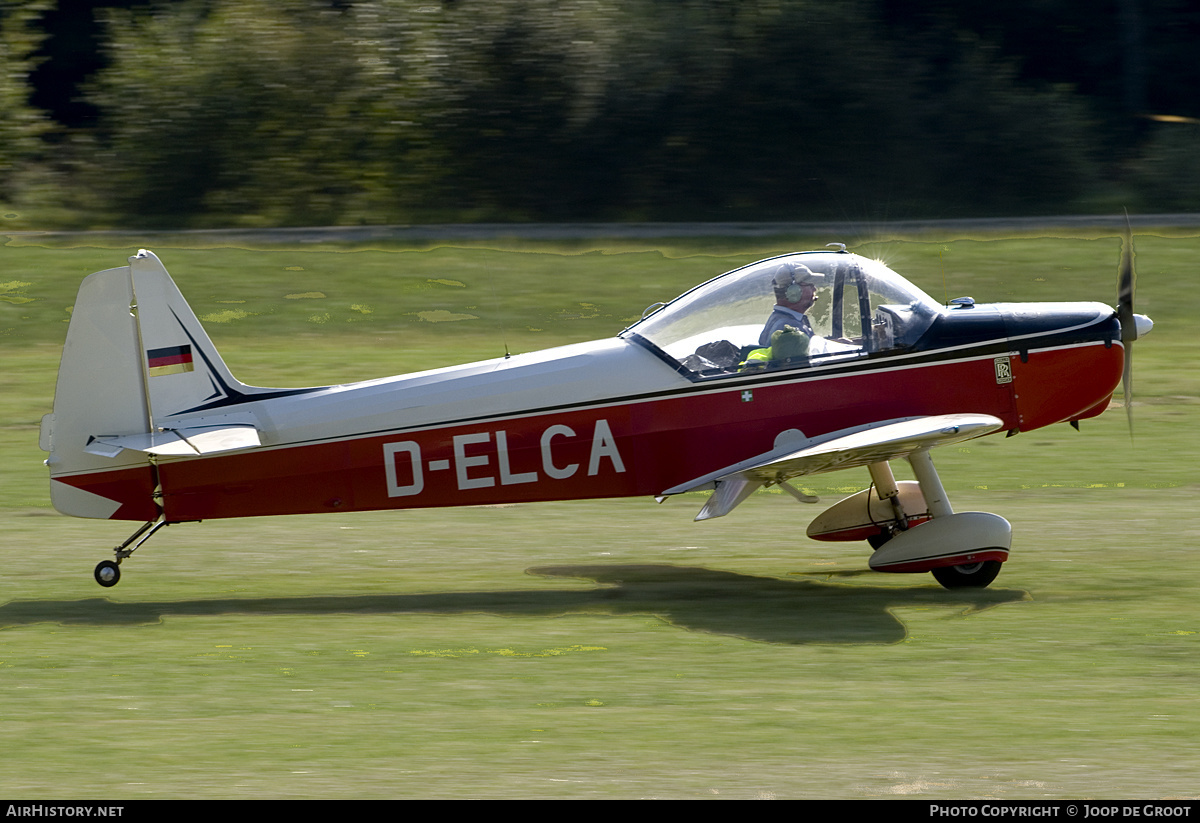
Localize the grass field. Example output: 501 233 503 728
1 227 1197 799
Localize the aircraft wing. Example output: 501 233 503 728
659 413 1004 520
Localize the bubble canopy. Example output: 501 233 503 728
621 251 942 379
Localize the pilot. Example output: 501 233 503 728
759 262 819 346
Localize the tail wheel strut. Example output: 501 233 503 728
94 516 169 588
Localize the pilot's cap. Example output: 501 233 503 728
773 262 821 289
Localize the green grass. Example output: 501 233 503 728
1 227 1197 798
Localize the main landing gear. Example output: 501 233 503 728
807 449 1011 589
94 517 170 588
867 451 1010 589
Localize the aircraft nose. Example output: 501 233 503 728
1134 314 1153 339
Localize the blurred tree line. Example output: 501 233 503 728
2 0 1198 227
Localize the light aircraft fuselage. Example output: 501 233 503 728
40 247 1147 589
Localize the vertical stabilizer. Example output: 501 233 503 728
42 250 248 519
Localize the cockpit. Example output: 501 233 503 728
622 250 942 379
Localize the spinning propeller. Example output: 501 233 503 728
1115 216 1153 434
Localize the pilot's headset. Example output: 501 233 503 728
773 263 818 302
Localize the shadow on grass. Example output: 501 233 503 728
0 564 1027 645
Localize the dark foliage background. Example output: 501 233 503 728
3 0 1198 227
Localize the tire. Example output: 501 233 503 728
94 560 121 588
931 559 1002 589
867 531 892 550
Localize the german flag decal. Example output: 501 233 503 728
147 344 194 376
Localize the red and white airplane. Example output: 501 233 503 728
40 242 1151 589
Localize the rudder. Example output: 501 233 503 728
128 249 246 419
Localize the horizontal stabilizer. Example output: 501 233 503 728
87 424 261 458
662 413 1003 521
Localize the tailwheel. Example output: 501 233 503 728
94 560 121 588
931 560 1002 589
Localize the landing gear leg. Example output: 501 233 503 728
904 449 1008 590
905 450 953 518
866 460 909 547
95 516 169 588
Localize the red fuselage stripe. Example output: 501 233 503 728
58 341 1123 522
